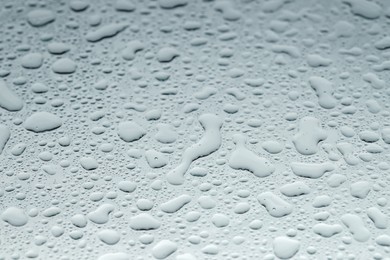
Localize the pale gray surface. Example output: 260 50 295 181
1 0 390 259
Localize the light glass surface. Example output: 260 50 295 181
1 0 390 259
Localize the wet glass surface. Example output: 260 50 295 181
1 0 390 259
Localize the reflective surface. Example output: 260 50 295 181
1 0 390 259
